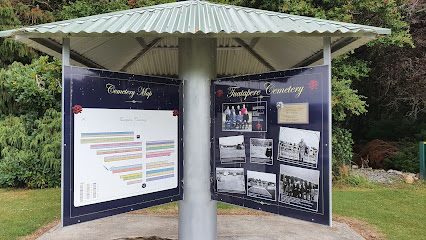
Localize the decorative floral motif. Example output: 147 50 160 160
72 105 83 114
308 80 319 90
276 101 284 109
173 110 179 116
256 123 262 130
216 89 223 97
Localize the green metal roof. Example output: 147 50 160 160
0 0 390 38
0 1 392 76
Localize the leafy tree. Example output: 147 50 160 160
59 0 130 19
127 0 175 8
0 56 62 117
0 55 62 188
352 3 425 123
0 0 37 68
331 55 370 122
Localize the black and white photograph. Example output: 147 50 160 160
247 170 276 201
216 168 246 194
277 127 320 168
279 164 320 212
250 138 273 165
219 135 246 164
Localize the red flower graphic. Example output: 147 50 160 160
308 80 319 90
72 105 83 114
173 110 179 116
216 89 223 97
256 123 262 130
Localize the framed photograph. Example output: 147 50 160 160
277 127 320 168
250 138 273 165
247 170 276 201
222 101 267 132
216 168 246 194
219 135 246 164
278 164 320 212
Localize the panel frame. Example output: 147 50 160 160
62 66 183 226
210 65 331 226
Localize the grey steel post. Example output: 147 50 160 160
323 37 332 227
178 38 217 240
61 38 70 227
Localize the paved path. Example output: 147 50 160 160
38 214 364 240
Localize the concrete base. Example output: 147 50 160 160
38 214 364 240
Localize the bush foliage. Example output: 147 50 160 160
0 56 61 188
332 126 354 167
384 141 420 173
0 110 61 188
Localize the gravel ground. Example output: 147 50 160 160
352 168 405 183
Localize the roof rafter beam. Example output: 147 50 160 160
292 37 358 68
233 38 275 71
149 46 243 50
249 37 260 48
136 37 147 48
30 38 105 69
120 38 161 72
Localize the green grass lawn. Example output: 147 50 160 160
0 188 61 239
333 181 426 240
1 182 425 240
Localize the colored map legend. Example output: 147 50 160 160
74 108 178 207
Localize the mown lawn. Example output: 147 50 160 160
1 182 425 240
333 182 426 240
0 188 61 239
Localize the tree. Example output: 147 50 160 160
0 0 36 68
59 0 130 20
0 56 62 118
353 2 425 122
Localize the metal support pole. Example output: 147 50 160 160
61 38 70 227
323 37 332 227
178 38 217 240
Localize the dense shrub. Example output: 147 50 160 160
29 109 62 172
361 123 425 172
332 126 354 167
354 139 400 169
0 111 61 188
0 56 62 188
384 140 420 173
0 115 27 158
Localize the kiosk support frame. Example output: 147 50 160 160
323 37 332 226
61 38 70 226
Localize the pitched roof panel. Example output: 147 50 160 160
0 0 390 38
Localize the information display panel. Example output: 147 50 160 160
211 66 331 226
63 66 183 226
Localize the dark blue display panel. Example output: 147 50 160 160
63 66 183 226
211 66 331 226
